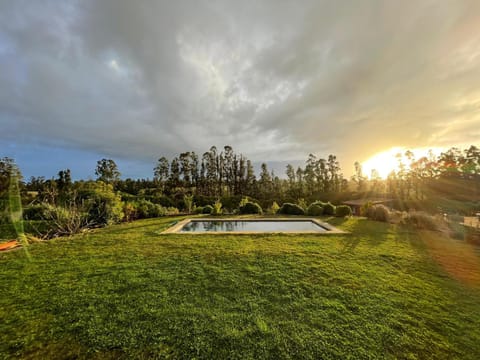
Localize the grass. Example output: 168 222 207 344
1 216 480 359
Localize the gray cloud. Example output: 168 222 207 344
1 0 479 174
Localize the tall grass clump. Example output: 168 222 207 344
211 200 223 216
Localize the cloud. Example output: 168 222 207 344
1 0 479 177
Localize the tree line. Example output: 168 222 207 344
2 144 480 211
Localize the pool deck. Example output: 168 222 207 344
162 217 347 234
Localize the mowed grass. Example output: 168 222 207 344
1 217 480 359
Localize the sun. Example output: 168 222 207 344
362 147 444 179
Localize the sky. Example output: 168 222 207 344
1 0 479 180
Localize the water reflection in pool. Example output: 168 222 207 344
179 220 327 232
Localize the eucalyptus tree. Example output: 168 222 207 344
95 159 121 184
153 157 169 185
169 157 180 189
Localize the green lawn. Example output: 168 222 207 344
1 217 480 359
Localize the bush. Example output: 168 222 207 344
306 203 323 216
23 204 50 220
269 201 280 214
297 198 307 211
194 206 204 214
278 203 305 215
40 203 89 237
239 201 263 215
202 205 213 214
123 202 138 222
77 181 124 225
335 205 352 217
183 194 194 213
366 204 390 222
311 200 327 207
211 200 223 216
402 211 443 231
166 207 179 215
323 202 336 216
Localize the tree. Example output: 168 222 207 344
351 161 366 191
169 157 180 189
56 169 72 192
258 163 273 198
0 157 22 203
95 159 121 184
153 157 169 184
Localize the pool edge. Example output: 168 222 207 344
161 218 348 234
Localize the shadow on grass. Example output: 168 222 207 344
338 217 392 253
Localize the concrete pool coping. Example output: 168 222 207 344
161 217 347 234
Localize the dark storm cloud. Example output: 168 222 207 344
1 0 479 173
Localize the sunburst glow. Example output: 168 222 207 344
362 147 445 179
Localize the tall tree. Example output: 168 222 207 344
95 159 121 184
153 157 169 184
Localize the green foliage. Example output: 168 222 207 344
77 181 124 225
322 202 336 216
306 203 324 216
296 198 307 210
269 201 280 214
166 207 179 215
202 205 213 214
239 201 263 215
211 200 223 216
194 206 204 214
239 196 250 208
39 203 89 237
95 158 121 183
23 204 51 220
183 194 194 213
335 205 352 217
278 203 305 215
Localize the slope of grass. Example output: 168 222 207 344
1 216 480 359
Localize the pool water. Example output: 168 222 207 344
179 220 327 233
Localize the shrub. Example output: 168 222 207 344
278 203 305 215
269 201 280 214
194 206 204 214
366 204 390 222
239 201 263 215
239 197 250 208
297 198 307 211
323 202 336 216
23 204 50 220
123 202 138 222
166 207 179 215
335 205 352 217
77 181 124 225
40 203 89 237
311 200 327 207
306 203 323 216
183 194 194 213
211 200 223 216
202 205 213 214
402 211 443 231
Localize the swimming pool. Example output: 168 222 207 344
163 218 344 234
